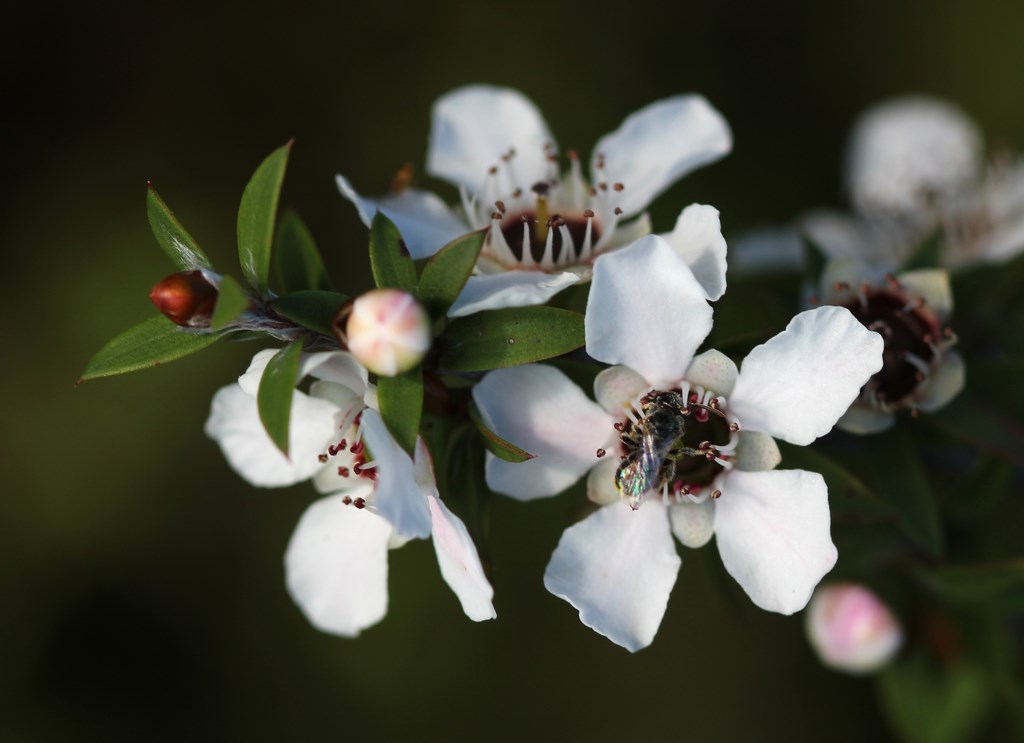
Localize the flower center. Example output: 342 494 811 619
317 412 378 508
831 278 955 411
604 386 740 510
465 147 628 272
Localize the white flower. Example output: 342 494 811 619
204 349 495 636
472 236 884 651
805 582 903 674
817 257 965 433
805 96 1024 271
337 85 732 316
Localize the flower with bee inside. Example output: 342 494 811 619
473 235 884 651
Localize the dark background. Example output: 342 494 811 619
4 1 1023 739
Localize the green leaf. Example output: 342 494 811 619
904 228 945 271
274 209 334 293
146 184 213 270
877 653 994 743
369 211 417 291
80 315 219 381
238 141 292 296
416 230 486 319
271 290 349 337
469 402 535 463
864 429 944 557
437 307 585 372
256 340 304 456
921 559 1024 609
376 366 423 456
927 391 1024 466
209 275 251 330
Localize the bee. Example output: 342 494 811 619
614 391 724 509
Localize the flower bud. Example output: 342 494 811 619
345 289 431 376
806 583 903 674
149 269 220 327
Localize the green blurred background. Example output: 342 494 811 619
4 1 1023 739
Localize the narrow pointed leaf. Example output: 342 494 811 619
377 366 422 456
238 142 292 296
436 307 585 372
257 340 304 456
209 275 251 330
274 209 334 293
865 430 944 557
80 316 218 381
416 230 486 319
146 184 213 270
369 211 417 291
271 290 349 337
469 402 535 463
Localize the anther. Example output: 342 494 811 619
729 422 741 432
711 489 722 500
588 187 598 197
488 165 498 175
338 466 350 477
532 181 550 196
342 496 352 505
512 188 523 198
495 200 506 213
613 421 625 431
596 448 606 458
318 454 328 463
491 211 503 220
353 498 366 509
614 207 623 215
583 209 595 218
613 182 624 191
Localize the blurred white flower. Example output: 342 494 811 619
816 258 964 433
806 583 903 674
473 236 884 651
337 85 732 316
345 288 431 376
205 349 494 636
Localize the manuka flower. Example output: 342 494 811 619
805 96 1024 271
815 257 964 433
472 236 883 651
205 349 495 636
337 85 732 316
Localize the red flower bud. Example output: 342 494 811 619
149 270 220 327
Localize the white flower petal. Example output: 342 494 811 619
336 175 467 260
733 430 782 472
309 380 364 435
204 384 338 488
662 204 728 300
426 85 555 194
428 495 496 622
916 351 965 413
544 501 680 652
715 469 836 614
979 213 1024 265
836 406 896 435
685 349 738 397
237 348 281 396
896 269 953 323
587 457 622 506
818 256 882 303
304 351 369 396
594 365 650 416
447 271 581 318
592 95 732 219
669 499 716 548
730 307 884 445
284 491 391 636
473 365 614 500
846 96 982 215
359 410 432 539
801 210 905 268
586 235 713 386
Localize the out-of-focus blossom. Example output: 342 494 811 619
344 289 431 376
806 583 903 674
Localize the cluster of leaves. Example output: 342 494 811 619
81 145 1023 743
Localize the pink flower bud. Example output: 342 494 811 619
345 289 431 376
806 583 903 674
149 269 220 327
